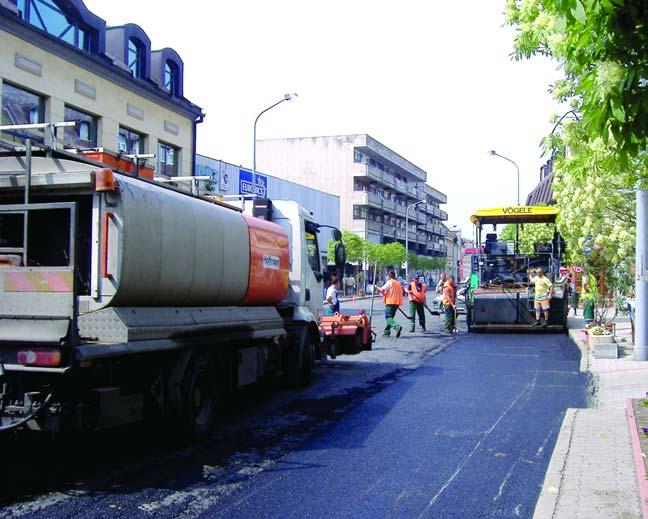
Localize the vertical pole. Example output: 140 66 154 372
634 187 647 361
252 118 257 196
369 259 379 327
405 209 409 282
23 138 32 266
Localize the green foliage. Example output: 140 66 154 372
549 122 635 292
506 0 648 171
327 231 365 263
505 0 645 294
500 223 555 254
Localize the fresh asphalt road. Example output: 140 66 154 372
198 301 590 519
1 299 590 519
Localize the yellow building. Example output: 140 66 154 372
0 0 203 177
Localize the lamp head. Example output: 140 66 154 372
284 93 298 101
489 150 497 156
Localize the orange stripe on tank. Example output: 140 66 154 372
4 271 74 292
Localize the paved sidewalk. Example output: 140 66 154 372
534 317 648 519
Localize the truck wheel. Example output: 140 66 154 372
180 352 218 437
286 328 313 387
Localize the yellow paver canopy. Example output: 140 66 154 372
470 206 559 226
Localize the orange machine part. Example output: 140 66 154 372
242 215 290 305
81 152 154 179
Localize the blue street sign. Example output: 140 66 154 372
239 169 267 197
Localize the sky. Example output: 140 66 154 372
84 0 564 238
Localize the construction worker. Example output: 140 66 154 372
442 275 457 333
406 274 427 332
527 267 553 327
377 270 403 338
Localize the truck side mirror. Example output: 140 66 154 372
334 242 346 269
332 229 342 241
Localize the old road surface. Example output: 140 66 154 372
1 299 590 519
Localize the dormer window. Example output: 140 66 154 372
12 0 93 51
164 60 179 95
128 38 145 78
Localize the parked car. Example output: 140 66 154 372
430 282 467 315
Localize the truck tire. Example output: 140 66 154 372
285 327 313 387
466 307 473 332
179 352 219 437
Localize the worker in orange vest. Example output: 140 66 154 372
377 270 403 338
406 274 427 332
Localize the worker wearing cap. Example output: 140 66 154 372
406 274 427 332
377 270 403 338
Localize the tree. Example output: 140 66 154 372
500 223 556 255
506 0 648 172
327 231 365 263
505 0 645 293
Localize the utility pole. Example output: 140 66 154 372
635 186 647 361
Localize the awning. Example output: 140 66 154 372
470 206 559 226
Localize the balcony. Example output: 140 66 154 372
395 228 406 239
367 221 382 233
382 198 396 212
381 224 396 237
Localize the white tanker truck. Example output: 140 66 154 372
0 144 368 435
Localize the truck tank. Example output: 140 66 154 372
99 174 290 308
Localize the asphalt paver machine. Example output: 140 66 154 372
465 206 568 332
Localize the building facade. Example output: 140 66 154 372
257 134 448 257
195 154 340 258
0 0 203 177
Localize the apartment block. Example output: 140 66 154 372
257 134 448 257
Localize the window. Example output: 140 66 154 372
118 127 144 155
13 0 92 51
1 82 45 143
353 150 362 163
158 141 178 176
63 106 97 149
304 222 321 278
128 38 145 78
164 60 179 95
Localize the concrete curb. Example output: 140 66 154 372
533 408 579 519
626 398 648 519
533 328 588 519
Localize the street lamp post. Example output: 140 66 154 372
490 150 520 205
635 185 647 360
252 93 297 195
405 199 426 282
490 150 521 251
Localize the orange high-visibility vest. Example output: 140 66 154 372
383 279 403 306
407 281 426 303
442 281 456 306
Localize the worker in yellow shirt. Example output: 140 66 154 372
528 268 553 327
